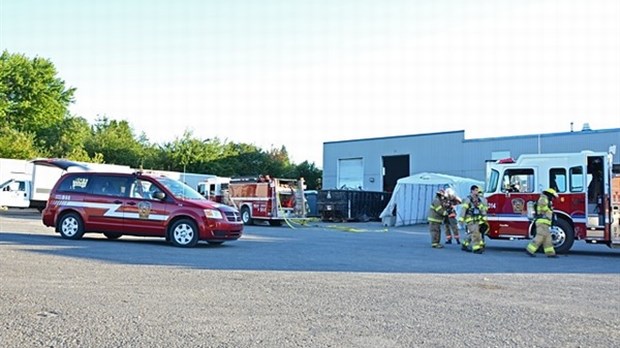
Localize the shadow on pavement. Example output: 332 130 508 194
1 226 619 274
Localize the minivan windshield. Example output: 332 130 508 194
155 177 205 200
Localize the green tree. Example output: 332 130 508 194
0 127 39 159
168 131 209 173
0 51 323 175
290 161 323 190
65 147 104 163
139 143 165 170
0 51 75 151
42 115 93 159
260 145 291 177
84 117 147 167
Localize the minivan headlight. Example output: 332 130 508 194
204 209 223 219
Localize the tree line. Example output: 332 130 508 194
0 51 322 189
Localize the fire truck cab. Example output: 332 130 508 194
226 176 306 226
197 177 230 203
484 148 620 253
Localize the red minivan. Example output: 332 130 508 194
42 171 243 247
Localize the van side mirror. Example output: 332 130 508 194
153 191 166 200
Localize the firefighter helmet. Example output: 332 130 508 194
543 188 559 198
445 188 456 198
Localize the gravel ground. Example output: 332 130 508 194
1 211 619 347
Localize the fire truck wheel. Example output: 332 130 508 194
58 212 85 240
103 232 122 240
269 220 283 227
550 219 575 254
241 207 254 225
169 218 199 248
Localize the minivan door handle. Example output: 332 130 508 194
113 200 123 204
126 202 136 206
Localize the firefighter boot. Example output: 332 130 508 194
445 239 452 245
455 238 461 245
432 243 444 249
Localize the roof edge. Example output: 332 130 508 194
324 130 465 145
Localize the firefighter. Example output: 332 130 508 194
459 185 488 254
428 189 448 248
443 188 461 244
526 188 559 258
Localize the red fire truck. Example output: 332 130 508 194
484 148 620 253
226 176 306 226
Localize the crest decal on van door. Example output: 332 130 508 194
137 201 152 219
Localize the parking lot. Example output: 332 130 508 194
1 209 619 347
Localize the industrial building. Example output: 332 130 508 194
322 126 620 192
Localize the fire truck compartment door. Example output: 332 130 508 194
611 207 620 245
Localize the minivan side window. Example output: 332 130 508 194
90 175 130 197
57 174 91 193
129 179 159 200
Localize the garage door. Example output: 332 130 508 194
338 158 363 189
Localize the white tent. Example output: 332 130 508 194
380 172 484 226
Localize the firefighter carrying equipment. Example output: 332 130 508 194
428 194 449 224
459 195 488 224
533 195 554 226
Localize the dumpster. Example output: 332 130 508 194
317 189 391 222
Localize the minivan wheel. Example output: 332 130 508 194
169 219 199 247
58 212 85 240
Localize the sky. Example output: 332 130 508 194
1 0 619 167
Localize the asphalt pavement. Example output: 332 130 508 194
1 209 619 348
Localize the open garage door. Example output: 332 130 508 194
382 155 409 193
